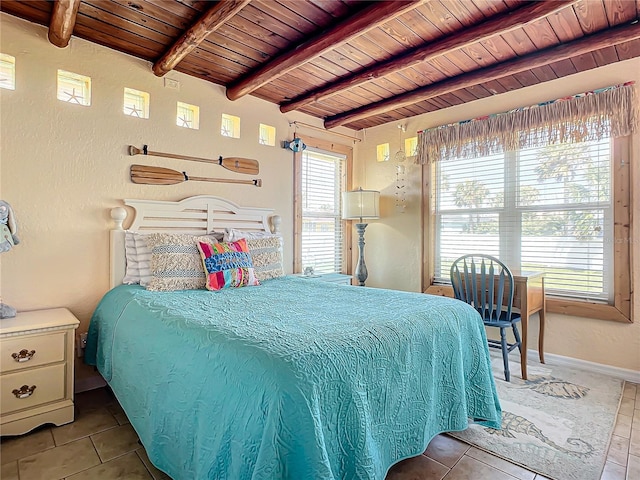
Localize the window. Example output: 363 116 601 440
432 137 615 304
176 101 199 129
376 143 389 162
57 70 91 106
259 123 276 146
221 114 240 138
405 136 418 158
295 140 350 275
123 88 149 119
0 53 15 90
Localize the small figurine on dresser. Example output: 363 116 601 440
0 200 19 319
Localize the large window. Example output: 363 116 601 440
433 138 614 303
300 148 347 274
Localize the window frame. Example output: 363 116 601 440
422 135 633 323
293 135 353 275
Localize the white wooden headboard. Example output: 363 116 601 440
109 195 280 288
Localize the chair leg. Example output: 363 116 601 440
512 323 522 354
500 327 510 382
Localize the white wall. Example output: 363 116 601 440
354 58 640 372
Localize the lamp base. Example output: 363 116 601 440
0 302 16 319
355 223 368 286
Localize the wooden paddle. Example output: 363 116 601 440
128 145 259 175
130 165 262 187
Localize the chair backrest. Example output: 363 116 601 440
450 254 515 323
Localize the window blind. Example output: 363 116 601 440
434 137 612 302
301 148 346 274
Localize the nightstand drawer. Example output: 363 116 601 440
0 364 66 416
0 332 66 374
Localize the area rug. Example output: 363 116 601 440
450 352 624 480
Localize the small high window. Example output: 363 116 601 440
124 88 150 119
177 102 199 129
376 143 390 162
0 53 16 90
405 137 418 158
57 70 91 106
259 124 276 146
221 114 240 138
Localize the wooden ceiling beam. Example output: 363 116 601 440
324 21 640 130
225 0 428 101
280 0 578 114
48 0 81 48
153 0 251 77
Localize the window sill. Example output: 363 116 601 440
424 286 633 323
546 298 632 323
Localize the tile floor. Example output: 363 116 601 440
1 382 638 480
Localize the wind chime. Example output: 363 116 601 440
394 124 407 213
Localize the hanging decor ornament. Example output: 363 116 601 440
395 125 406 213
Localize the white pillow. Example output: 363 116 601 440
224 228 278 242
122 231 152 286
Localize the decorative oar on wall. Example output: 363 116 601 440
130 165 262 187
128 145 259 175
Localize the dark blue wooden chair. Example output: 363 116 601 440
450 254 522 382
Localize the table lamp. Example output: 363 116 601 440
342 188 380 286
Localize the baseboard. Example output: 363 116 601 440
527 349 640 384
74 374 107 393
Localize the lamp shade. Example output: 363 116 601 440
342 189 380 221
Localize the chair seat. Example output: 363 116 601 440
483 311 521 328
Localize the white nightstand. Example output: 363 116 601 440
0 308 80 436
293 273 353 285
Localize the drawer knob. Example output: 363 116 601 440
11 349 36 362
12 385 36 399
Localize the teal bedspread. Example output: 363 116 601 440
85 276 500 480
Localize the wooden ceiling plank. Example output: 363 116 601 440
591 45 622 66
116 0 199 29
83 1 183 38
395 9 440 43
225 0 427 101
152 0 251 77
528 65 559 83
603 0 638 25
0 1 52 26
547 58 579 77
237 4 307 44
569 52 599 71
615 38 640 60
324 21 640 129
280 0 576 113
573 0 610 34
521 18 560 50
79 2 177 45
71 22 160 60
48 0 81 48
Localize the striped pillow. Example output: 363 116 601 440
122 231 152 286
245 236 284 282
145 233 220 291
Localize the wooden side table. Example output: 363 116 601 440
0 308 80 435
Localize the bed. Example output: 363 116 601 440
85 195 501 480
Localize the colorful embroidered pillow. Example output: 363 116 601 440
197 238 260 291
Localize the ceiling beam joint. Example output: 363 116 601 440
153 0 251 77
48 0 81 48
